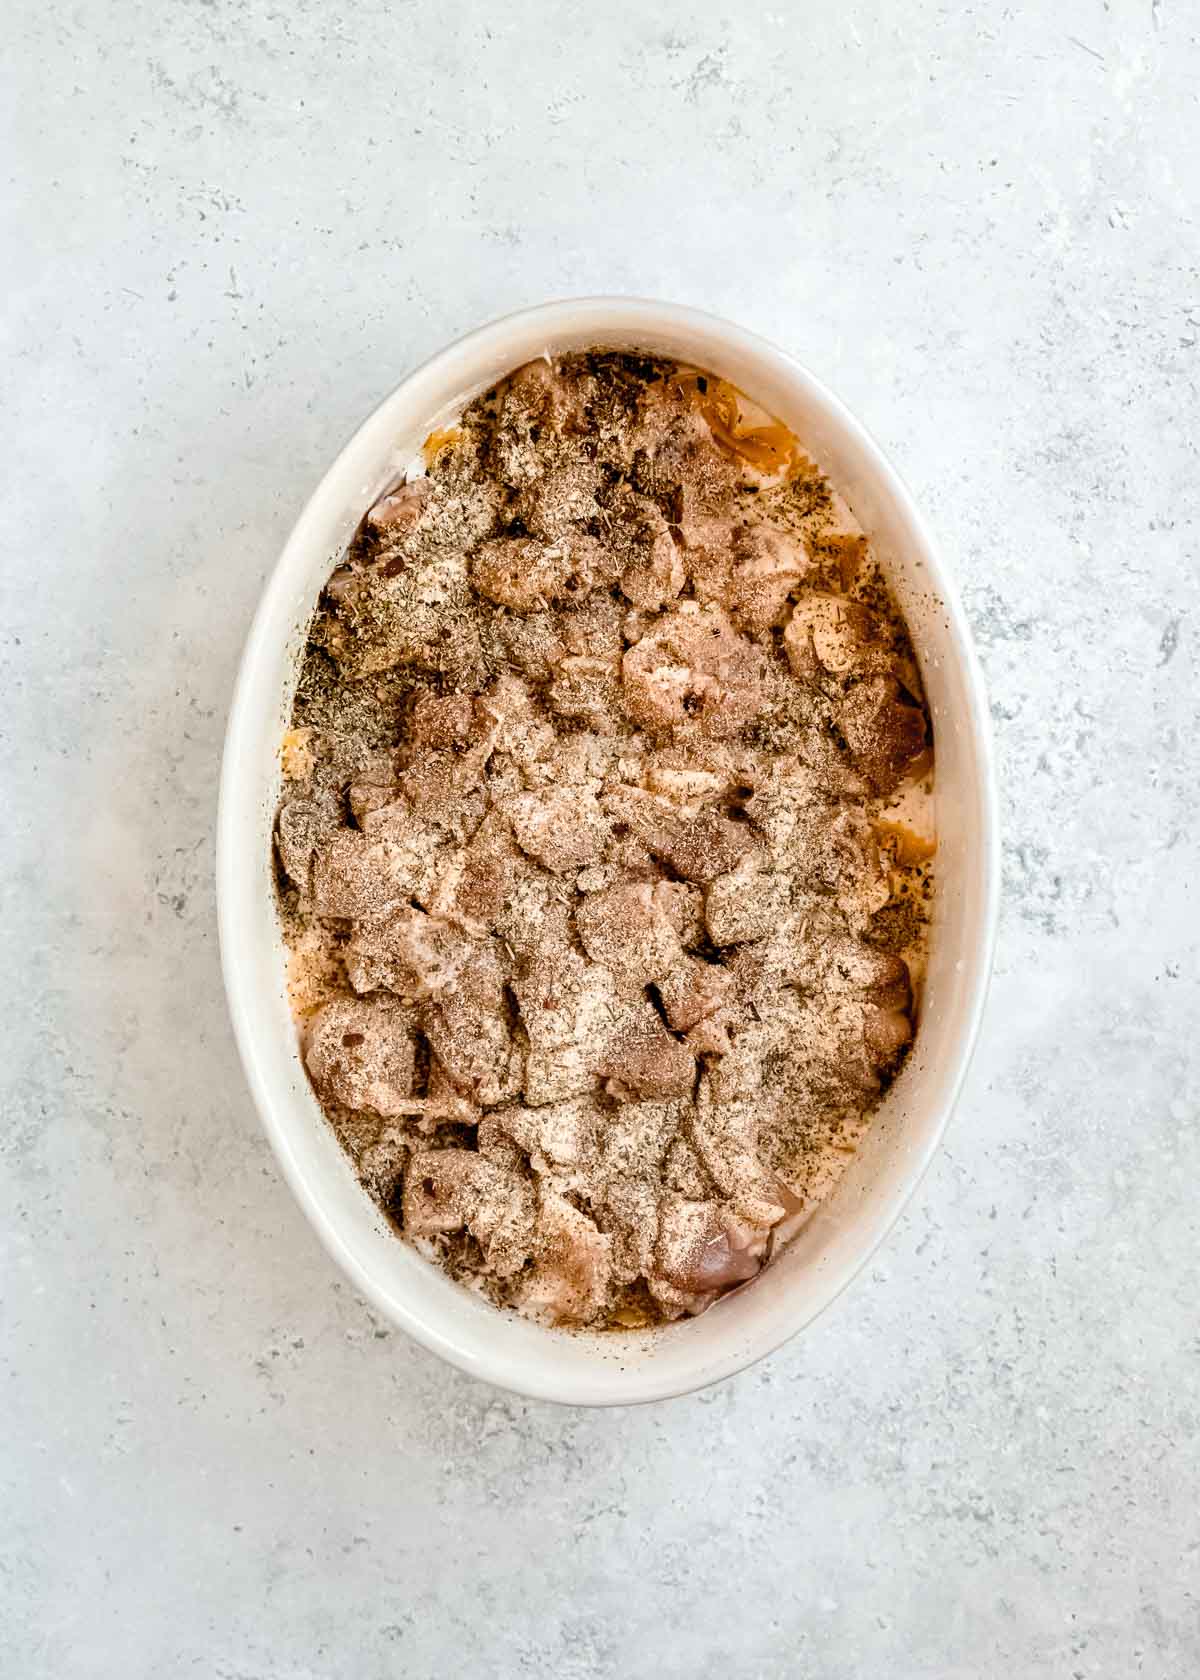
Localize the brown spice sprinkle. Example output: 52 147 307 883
275 351 936 1329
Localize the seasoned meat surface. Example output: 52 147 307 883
275 352 935 1329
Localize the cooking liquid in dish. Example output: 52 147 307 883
273 352 935 1329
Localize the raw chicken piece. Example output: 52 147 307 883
639 401 744 528
622 602 771 738
679 527 735 613
730 922 914 1098
443 808 566 956
596 1098 682 1179
346 752 404 827
303 994 417 1118
475 1173 539 1279
501 357 585 438
471 535 606 612
591 490 680 609
535 728 624 791
602 784 757 883
590 1174 663 1288
824 938 912 1010
557 592 625 660
864 1004 914 1063
344 906 478 999
689 1079 789 1228
365 477 431 533
545 653 624 733
811 939 915 1077
515 947 622 1106
515 1190 612 1324
354 1124 409 1202
490 1096 601 1172
837 674 927 794
783 596 927 791
409 689 476 749
490 609 567 682
485 361 586 489
315 542 480 681
473 670 542 744
620 521 685 611
597 1001 695 1101
400 1148 484 1235
657 956 735 1034
684 1008 740 1057
737 758 881 898
653 1196 765 1296
275 794 341 896
654 878 707 948
397 748 488 841
575 881 683 990
513 462 613 546
731 914 909 1010
476 1112 527 1172
471 537 574 611
641 744 734 809
685 520 809 633
437 808 524 932
308 809 439 921
783 594 886 680
705 856 789 946
663 1134 714 1199
419 945 522 1107
738 754 826 856
402 1148 536 1280
422 1057 484 1127
728 523 811 633
506 785 611 875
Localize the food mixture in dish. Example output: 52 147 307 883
274 351 935 1329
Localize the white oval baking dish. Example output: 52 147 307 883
217 298 999 1405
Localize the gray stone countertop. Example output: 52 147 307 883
3 2 1197 1674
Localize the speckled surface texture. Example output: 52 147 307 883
4 2 1198 1674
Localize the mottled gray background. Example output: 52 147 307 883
3 1 1198 1675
